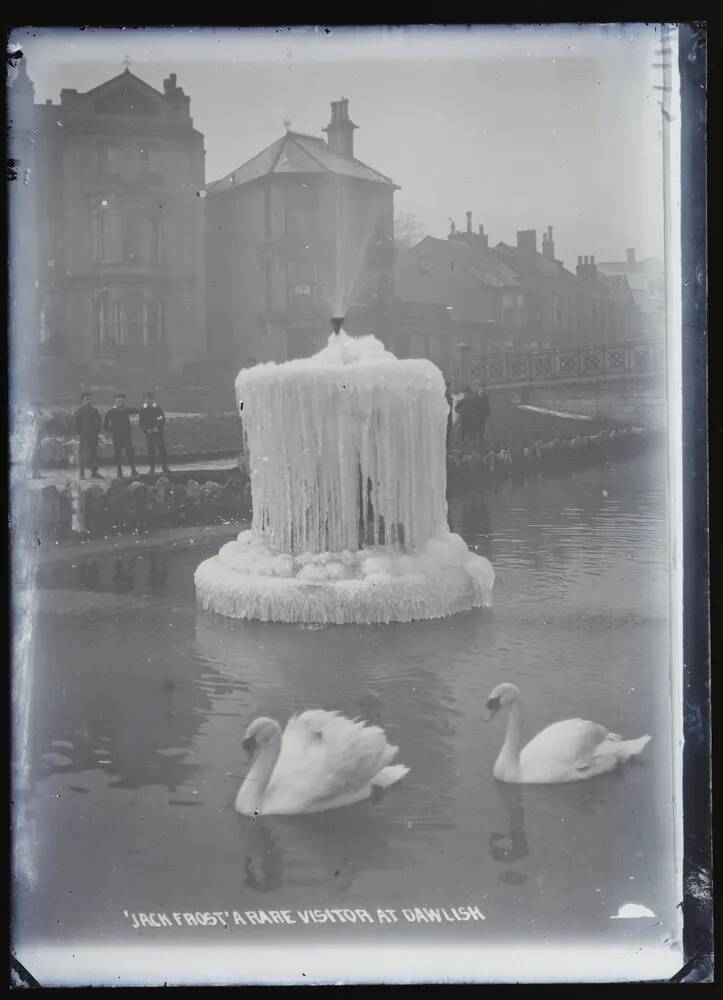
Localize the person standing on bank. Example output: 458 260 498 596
455 388 476 447
139 391 170 475
445 381 454 451
474 384 491 447
74 392 103 480
104 394 139 479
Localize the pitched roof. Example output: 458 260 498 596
416 236 522 287
495 242 577 281
80 68 167 102
208 130 396 193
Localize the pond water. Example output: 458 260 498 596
14 452 679 965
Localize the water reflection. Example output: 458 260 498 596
20 453 674 947
240 805 403 897
488 781 529 865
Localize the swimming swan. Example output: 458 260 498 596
235 710 410 816
484 683 651 784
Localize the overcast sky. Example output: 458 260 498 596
11 25 667 270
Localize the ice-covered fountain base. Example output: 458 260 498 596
194 529 495 625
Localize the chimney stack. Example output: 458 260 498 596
516 229 537 254
626 248 636 266
466 211 472 233
479 224 488 250
323 98 358 158
542 225 555 260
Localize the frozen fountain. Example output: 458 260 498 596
194 320 495 624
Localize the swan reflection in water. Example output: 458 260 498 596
489 781 529 866
488 780 610 885
240 803 400 896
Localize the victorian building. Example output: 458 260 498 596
10 63 207 397
205 99 397 375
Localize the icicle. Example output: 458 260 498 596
195 330 495 623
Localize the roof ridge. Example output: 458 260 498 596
82 69 166 101
287 133 333 172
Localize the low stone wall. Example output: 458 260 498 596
14 473 252 544
15 425 663 544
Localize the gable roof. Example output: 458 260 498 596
208 130 396 192
80 68 167 103
414 236 522 287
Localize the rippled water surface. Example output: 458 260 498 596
15 453 678 955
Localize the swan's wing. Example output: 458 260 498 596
294 712 397 804
521 719 610 770
265 711 395 809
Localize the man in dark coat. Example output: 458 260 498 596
139 391 170 474
474 385 491 446
104 394 139 478
74 392 103 479
445 381 454 451
455 388 476 447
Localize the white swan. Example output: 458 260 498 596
484 682 651 784
235 710 410 816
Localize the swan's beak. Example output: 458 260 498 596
484 696 501 722
242 735 257 758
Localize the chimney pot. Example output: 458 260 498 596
466 211 472 233
590 255 595 265
626 247 636 265
578 256 583 266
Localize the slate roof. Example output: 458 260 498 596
208 130 396 192
417 236 522 288
494 242 577 281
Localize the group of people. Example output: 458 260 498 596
445 383 491 449
73 391 170 480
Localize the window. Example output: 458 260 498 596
287 256 316 308
95 291 122 346
552 292 561 329
285 183 316 236
124 292 145 346
502 290 515 328
94 292 163 350
417 254 431 275
93 199 123 263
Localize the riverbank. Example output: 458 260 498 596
10 423 664 545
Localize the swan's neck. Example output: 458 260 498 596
495 702 523 781
236 732 281 815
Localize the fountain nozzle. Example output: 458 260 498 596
331 316 345 335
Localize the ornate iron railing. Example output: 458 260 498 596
468 340 665 387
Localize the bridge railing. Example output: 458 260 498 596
467 340 666 387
